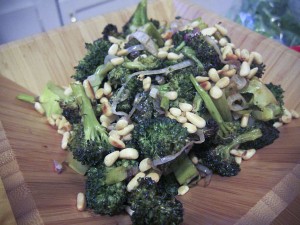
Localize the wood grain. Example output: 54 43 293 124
0 0 300 224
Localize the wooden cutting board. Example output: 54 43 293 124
0 0 299 224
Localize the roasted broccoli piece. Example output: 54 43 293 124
239 121 280 150
67 82 111 166
123 0 148 35
123 55 163 71
102 24 121 40
250 62 266 78
86 160 138 215
197 129 262 176
128 177 183 225
131 92 155 124
73 38 111 82
107 65 131 88
132 117 189 159
157 173 180 197
266 83 285 109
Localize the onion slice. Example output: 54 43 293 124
227 93 248 111
129 31 158 56
126 44 145 54
195 164 212 187
231 75 247 90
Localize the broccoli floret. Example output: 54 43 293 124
266 83 285 108
67 82 111 166
60 100 81 124
122 0 148 35
123 55 163 71
128 177 183 225
239 121 280 150
251 62 266 78
107 66 131 87
197 129 262 176
131 92 155 124
86 160 137 215
157 173 180 197
132 117 189 159
102 24 121 40
73 38 111 82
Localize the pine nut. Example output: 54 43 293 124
111 57 124 66
178 185 189 196
109 130 120 140
64 122 72 131
57 129 65 135
100 97 109 103
165 112 176 120
248 52 255 66
109 136 125 148
283 107 292 118
291 110 300 119
235 156 242 165
117 49 129 56
146 172 160 182
157 50 168 59
116 119 129 130
100 114 117 124
240 49 250 61
95 88 104 99
219 37 228 47
55 117 62 127
108 43 119 55
222 64 229 71
214 23 228 36
103 82 112 96
77 192 86 212
230 149 246 157
235 48 241 58
58 116 67 130
104 151 120 167
273 122 283 128
242 149 256 160
209 86 223 99
119 148 139 159
226 53 238 60
208 68 220 82
281 115 292 124
247 67 258 79
64 86 73 96
52 114 61 120
216 77 230 88
167 52 183 60
127 172 145 192
170 107 182 117
252 52 263 64
164 91 178 100
122 133 132 141
165 39 173 46
186 112 206 128
61 131 70 149
196 76 210 83
143 77 151 91
221 68 236 77
34 102 45 115
139 158 152 172
177 116 187 124
179 103 193 112
241 114 250 127
200 81 212 91
47 117 56 126
239 61 250 77
102 102 113 117
83 79 95 100
117 124 134 136
108 36 123 44
201 27 217 36
222 45 233 60
183 122 197 133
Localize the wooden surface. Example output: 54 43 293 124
0 0 300 224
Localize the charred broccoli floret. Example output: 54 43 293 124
107 65 131 88
102 24 121 40
123 55 163 71
132 117 189 159
73 38 111 82
197 129 262 176
128 177 183 225
266 83 285 109
86 160 138 215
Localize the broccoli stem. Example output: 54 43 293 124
175 41 186 52
70 82 108 143
181 46 204 72
46 81 66 100
212 93 232 122
65 152 89 175
190 75 229 135
123 61 146 70
192 93 202 113
105 166 128 185
128 0 148 32
171 154 199 185
160 96 170 111
16 93 36 104
91 62 114 88
142 22 164 47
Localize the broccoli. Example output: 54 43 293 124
86 160 138 215
131 92 155 124
67 82 111 166
197 129 262 176
123 0 148 35
132 117 189 159
250 62 266 78
266 82 285 109
107 65 131 88
73 38 111 82
128 177 184 225
102 24 121 40
123 55 163 71
157 173 180 197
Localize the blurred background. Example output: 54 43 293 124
0 0 299 47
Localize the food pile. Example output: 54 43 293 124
17 0 299 224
